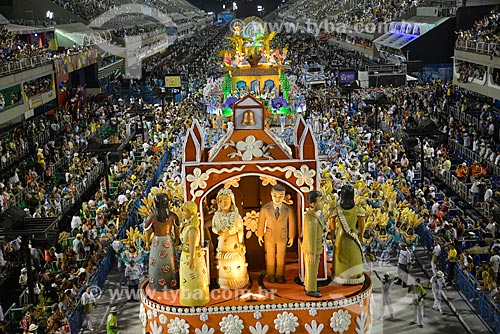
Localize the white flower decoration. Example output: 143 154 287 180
153 310 158 318
244 210 260 239
200 313 209 322
274 311 299 334
330 310 351 334
234 136 264 161
309 308 318 317
147 309 154 320
195 324 215 334
151 320 163 334
139 304 147 328
186 168 209 198
159 314 168 325
250 322 269 334
219 314 244 334
167 317 189 334
355 312 370 334
253 311 262 319
294 165 316 192
305 320 324 334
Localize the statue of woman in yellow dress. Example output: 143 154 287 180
332 184 366 285
179 201 209 306
212 188 249 289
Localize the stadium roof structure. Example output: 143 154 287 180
374 16 449 50
5 23 54 34
0 12 8 25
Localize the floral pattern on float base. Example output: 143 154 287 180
305 320 324 334
355 311 371 334
159 314 168 325
167 317 189 334
195 324 215 334
274 311 299 334
139 304 147 328
250 322 269 334
150 320 163 334
219 314 244 334
330 310 352 334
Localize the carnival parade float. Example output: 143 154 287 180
138 93 374 334
204 17 299 118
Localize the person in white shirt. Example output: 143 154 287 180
488 122 494 136
71 216 82 235
490 248 500 283
472 137 480 151
430 271 446 314
117 193 128 206
431 200 440 216
375 271 395 321
485 219 497 237
124 260 142 301
484 182 493 203
81 287 96 331
396 244 412 287
431 240 441 276
400 154 409 168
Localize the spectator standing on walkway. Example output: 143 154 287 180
374 271 394 321
430 270 446 314
395 244 411 288
431 239 441 276
124 260 142 301
410 278 426 328
470 179 480 206
81 286 96 331
446 244 457 286
484 180 493 204
106 306 119 334
490 247 500 284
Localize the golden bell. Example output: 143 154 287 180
242 110 256 125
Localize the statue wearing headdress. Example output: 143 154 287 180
212 188 249 289
144 193 179 291
331 185 365 285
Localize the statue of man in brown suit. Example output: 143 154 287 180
257 184 296 283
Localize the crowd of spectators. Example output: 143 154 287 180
24 75 54 99
455 10 500 44
279 0 345 21
335 0 421 25
51 0 120 22
280 0 420 25
457 61 487 83
112 23 168 38
0 27 49 67
2 4 500 333
0 94 184 332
